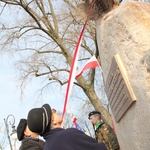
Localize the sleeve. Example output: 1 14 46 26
100 124 120 150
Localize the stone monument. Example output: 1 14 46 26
96 1 150 150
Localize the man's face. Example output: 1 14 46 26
89 114 99 125
51 109 63 126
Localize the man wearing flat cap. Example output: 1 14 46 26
17 119 44 150
27 104 107 150
88 111 120 150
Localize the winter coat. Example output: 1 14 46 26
19 137 45 150
43 127 107 150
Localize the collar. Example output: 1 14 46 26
24 135 39 141
44 127 64 139
95 122 103 130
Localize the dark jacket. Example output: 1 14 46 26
19 137 45 150
44 128 107 150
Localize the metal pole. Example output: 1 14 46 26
4 118 13 150
4 114 15 150
0 144 2 150
13 140 16 150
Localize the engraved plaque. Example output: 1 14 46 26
105 54 136 122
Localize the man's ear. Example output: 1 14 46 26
24 126 31 136
51 112 61 125
51 113 55 125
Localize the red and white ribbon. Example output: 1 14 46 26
62 0 96 120
75 55 100 78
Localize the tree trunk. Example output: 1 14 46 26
77 77 113 128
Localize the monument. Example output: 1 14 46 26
96 1 150 149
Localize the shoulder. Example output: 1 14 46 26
38 139 45 144
99 123 117 137
22 137 44 145
21 138 44 150
97 123 113 132
65 128 84 135
64 128 90 140
100 123 111 129
101 123 109 128
65 128 82 132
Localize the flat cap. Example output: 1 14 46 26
88 111 101 119
27 104 52 136
17 119 27 141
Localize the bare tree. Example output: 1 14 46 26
0 123 6 150
0 0 112 127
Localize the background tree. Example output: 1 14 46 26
0 0 112 127
0 122 8 150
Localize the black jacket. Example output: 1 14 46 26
19 137 45 150
44 128 107 150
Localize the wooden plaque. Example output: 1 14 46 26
105 54 136 122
